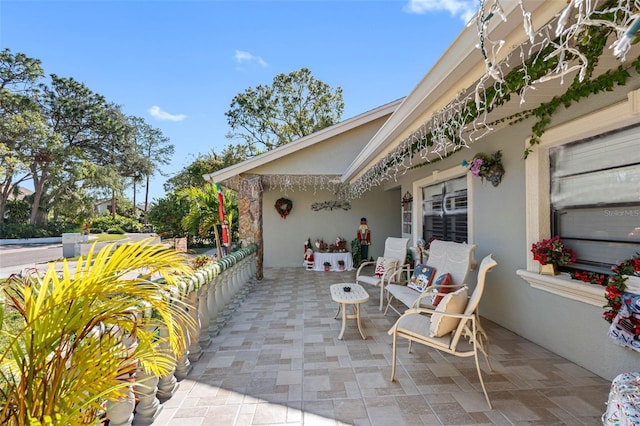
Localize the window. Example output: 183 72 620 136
422 176 468 243
402 199 412 234
550 126 640 274
518 93 640 306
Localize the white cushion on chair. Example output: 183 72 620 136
429 286 468 337
374 257 398 277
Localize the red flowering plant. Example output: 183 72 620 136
570 270 607 286
530 236 576 267
603 254 640 323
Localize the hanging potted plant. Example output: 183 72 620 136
462 151 505 187
530 235 576 275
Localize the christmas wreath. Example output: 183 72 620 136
275 197 292 219
603 253 640 323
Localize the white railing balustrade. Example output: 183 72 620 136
103 243 257 425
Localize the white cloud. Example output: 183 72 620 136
148 106 187 122
234 49 268 67
404 0 477 23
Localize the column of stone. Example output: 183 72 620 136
237 175 263 280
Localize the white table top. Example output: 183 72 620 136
313 252 353 272
330 283 369 304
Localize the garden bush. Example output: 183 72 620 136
106 226 125 234
89 214 142 234
0 222 76 239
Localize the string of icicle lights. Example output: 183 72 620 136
223 174 349 199
347 0 640 199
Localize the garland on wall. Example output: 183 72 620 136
347 0 640 199
311 201 352 211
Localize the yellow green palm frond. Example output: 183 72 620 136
0 238 195 425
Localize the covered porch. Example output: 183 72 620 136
152 267 610 425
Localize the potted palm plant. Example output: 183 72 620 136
0 238 195 425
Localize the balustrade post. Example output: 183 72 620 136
174 284 193 379
133 369 162 424
208 271 220 336
106 334 137 426
156 324 179 399
186 286 203 362
106 386 135 426
197 284 211 348
215 268 227 332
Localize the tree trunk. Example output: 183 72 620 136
132 178 137 219
0 176 14 224
144 173 150 224
29 167 47 225
111 187 116 219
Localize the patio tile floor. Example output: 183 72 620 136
151 267 610 425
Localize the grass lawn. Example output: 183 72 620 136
84 233 128 243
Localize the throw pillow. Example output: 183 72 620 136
374 257 398 277
429 286 468 338
407 264 437 293
432 273 453 306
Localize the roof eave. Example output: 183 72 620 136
342 1 566 184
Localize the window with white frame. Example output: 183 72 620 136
550 125 640 274
422 176 468 243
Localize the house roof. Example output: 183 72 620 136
203 98 403 186
205 1 639 197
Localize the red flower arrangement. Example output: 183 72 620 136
531 236 576 267
570 270 607 286
603 254 640 323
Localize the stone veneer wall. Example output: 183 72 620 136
237 175 263 279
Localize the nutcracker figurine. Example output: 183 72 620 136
357 218 371 261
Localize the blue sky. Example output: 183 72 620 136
1 0 476 202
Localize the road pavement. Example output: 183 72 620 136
0 233 159 278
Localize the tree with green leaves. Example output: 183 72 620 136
147 192 189 238
0 239 194 425
128 116 174 219
27 75 129 225
164 144 249 193
0 49 45 222
225 67 344 155
178 183 237 254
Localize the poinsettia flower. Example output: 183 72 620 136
606 286 622 300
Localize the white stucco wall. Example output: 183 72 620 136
253 116 389 176
263 187 401 268
392 81 640 381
